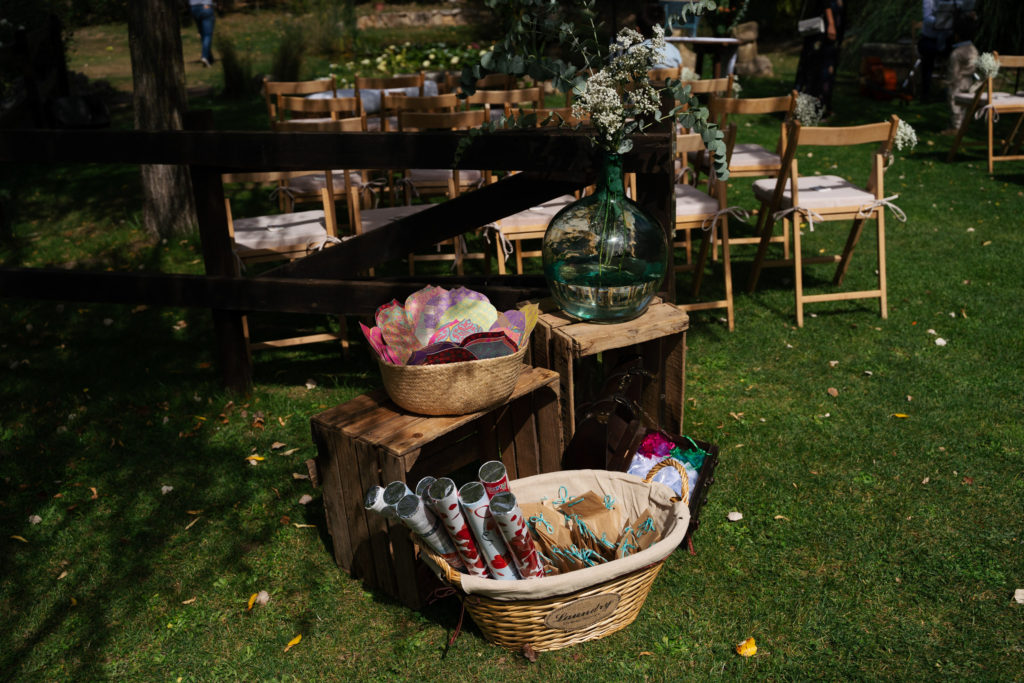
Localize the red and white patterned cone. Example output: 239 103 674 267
396 493 466 572
458 481 519 580
427 478 490 578
478 460 510 499
489 491 545 579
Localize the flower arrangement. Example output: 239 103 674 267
894 119 918 152
976 52 1000 80
323 42 486 88
459 0 729 176
793 92 824 126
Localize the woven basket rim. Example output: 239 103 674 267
377 343 527 371
418 469 689 600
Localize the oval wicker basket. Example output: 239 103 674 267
378 345 528 416
418 460 691 652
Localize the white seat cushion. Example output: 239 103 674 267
674 183 719 216
285 171 365 195
233 210 329 251
356 203 434 233
953 90 1024 108
407 168 484 187
730 143 781 170
496 195 575 234
752 175 876 210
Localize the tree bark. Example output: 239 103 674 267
127 0 197 240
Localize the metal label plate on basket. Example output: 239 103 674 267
544 594 621 631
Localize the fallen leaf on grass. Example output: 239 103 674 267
729 412 744 421
57 570 68 580
921 477 930 485
305 379 317 390
736 637 757 657
10 535 28 543
89 487 98 500
828 360 839 367
280 448 300 457
293 523 316 529
161 485 174 494
892 413 909 419
182 597 197 605
298 494 313 505
284 634 302 653
70 597 77 606
184 516 201 530
827 387 839 397
962 477 974 485
245 455 265 462
1014 589 1024 605
935 338 947 346
639 651 654 656
28 515 42 525
292 473 310 481
247 593 258 611
271 442 286 450
773 515 790 521
727 511 743 522
187 510 202 515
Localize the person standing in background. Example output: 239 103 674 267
794 0 845 118
190 0 216 67
944 11 979 133
917 0 977 102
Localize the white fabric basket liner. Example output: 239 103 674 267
447 469 690 601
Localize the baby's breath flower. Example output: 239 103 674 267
976 52 999 80
794 92 823 126
894 119 917 152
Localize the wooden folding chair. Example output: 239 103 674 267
222 170 346 352
747 116 902 327
691 91 798 261
269 115 374 231
663 131 739 330
947 53 1024 174
263 76 336 128
462 86 545 122
354 73 425 132
272 93 363 132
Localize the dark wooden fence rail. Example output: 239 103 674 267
0 128 674 391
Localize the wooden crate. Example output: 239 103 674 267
310 365 561 608
529 298 688 446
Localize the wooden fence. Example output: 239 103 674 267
0 127 675 391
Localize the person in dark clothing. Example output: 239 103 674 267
794 0 845 117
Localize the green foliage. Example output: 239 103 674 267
269 23 306 81
216 34 258 98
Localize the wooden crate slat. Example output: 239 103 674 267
353 440 397 595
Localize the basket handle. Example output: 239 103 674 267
413 538 465 589
644 457 691 505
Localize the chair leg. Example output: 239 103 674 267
746 202 776 292
496 237 508 275
793 215 805 328
721 218 734 331
691 225 712 296
876 211 888 320
515 241 524 274
833 217 867 286
988 108 995 174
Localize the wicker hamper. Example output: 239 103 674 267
378 346 528 416
419 462 691 652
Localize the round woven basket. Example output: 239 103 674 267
419 461 691 652
378 345 528 416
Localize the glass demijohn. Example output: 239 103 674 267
542 153 668 323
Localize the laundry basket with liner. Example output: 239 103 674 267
417 461 690 652
378 345 528 416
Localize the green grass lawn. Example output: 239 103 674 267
3 9 1024 681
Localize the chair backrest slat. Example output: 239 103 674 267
398 109 488 131
794 117 897 148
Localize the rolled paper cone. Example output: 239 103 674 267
363 485 396 519
458 481 519 580
414 476 436 499
489 491 545 579
381 480 412 514
396 494 466 572
428 478 490 578
478 460 510 499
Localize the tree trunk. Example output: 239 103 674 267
127 0 197 240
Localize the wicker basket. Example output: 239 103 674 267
418 461 690 652
378 346 528 416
